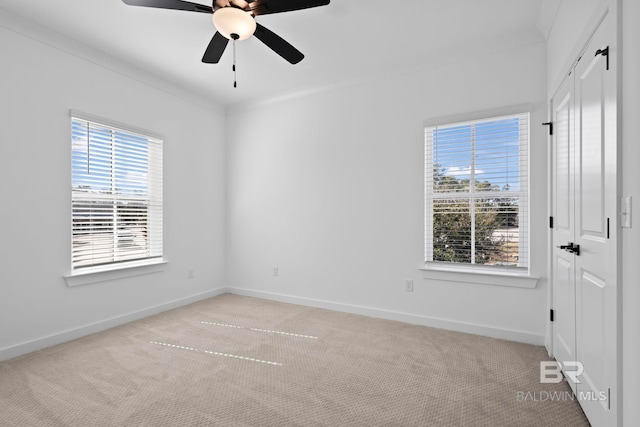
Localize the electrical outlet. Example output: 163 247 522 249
404 279 413 292
272 266 279 277
188 269 195 279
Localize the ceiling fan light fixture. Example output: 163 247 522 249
212 7 256 41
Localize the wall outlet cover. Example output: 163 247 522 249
405 279 414 292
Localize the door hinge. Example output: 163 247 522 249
595 46 610 70
542 122 553 136
549 216 554 229
550 309 555 322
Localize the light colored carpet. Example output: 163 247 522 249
0 294 589 426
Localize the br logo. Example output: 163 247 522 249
540 361 584 383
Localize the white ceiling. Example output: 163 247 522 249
0 0 558 109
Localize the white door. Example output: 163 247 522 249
573 14 618 426
550 75 577 392
550 12 618 427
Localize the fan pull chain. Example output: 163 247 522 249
232 38 237 88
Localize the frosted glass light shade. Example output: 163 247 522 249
212 7 256 41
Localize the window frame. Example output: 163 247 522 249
66 111 165 285
423 107 531 277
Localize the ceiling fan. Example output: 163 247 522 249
122 0 330 65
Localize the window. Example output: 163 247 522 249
71 114 163 272
424 112 529 272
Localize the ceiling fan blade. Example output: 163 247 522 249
122 0 213 14
254 23 303 64
202 32 229 63
248 0 329 16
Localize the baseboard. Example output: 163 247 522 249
0 288 227 362
226 287 545 346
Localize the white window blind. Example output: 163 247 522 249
71 116 163 271
424 112 529 271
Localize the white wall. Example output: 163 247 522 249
226 42 549 344
547 0 640 424
0 13 227 359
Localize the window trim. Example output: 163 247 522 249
420 265 539 289
423 105 532 276
64 258 168 287
68 110 165 281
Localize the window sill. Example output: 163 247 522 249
64 259 168 287
420 266 539 289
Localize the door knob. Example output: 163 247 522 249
557 242 580 256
